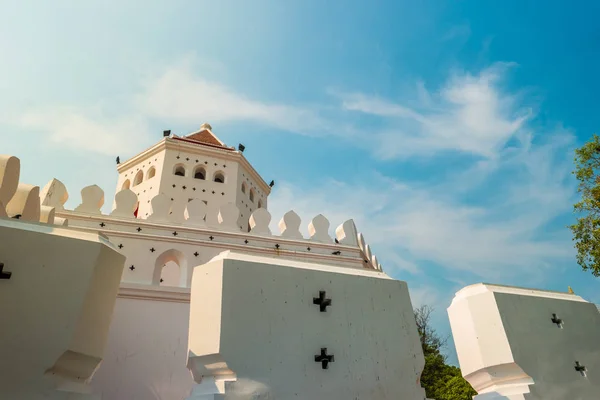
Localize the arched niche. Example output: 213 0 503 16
173 164 186 177
213 171 225 183
152 249 188 287
133 170 143 186
194 166 206 180
147 167 156 180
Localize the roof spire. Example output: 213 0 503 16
200 122 212 131
568 286 575 294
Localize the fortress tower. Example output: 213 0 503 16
34 123 425 399
116 123 270 231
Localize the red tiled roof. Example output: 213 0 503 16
186 129 224 147
171 134 235 151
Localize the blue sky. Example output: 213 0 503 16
2 0 600 364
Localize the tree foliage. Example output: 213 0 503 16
570 134 600 276
414 305 476 400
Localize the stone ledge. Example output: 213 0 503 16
118 282 191 303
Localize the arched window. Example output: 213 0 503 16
122 179 131 190
257 200 263 208
173 164 186 177
213 171 225 183
133 170 143 186
146 167 156 180
193 166 206 180
249 189 255 203
241 182 247 194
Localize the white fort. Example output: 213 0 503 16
1 123 599 400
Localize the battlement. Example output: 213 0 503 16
0 155 66 226
40 179 384 273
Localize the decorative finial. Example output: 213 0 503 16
200 122 212 131
568 286 575 294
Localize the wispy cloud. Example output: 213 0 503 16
441 24 472 42
9 56 329 156
8 58 577 283
338 63 532 160
267 132 575 280
17 107 151 156
11 59 535 165
137 58 326 133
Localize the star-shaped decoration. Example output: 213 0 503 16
172 231 178 236
307 247 311 251
176 155 180 159
171 198 174 201
186 157 189 161
172 184 176 188
160 278 164 283
192 187 196 191
212 191 215 194
118 244 124 249
214 162 217 166
275 244 280 249
221 192 225 195
182 186 187 190
202 189 206 192
209 235 214 240
150 247 156 252
129 265 135 271
193 251 199 257
204 161 208 164
223 164 226 168
99 222 106 227
136 227 142 232
244 239 249 244
195 159 199 163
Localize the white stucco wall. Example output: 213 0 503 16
448 283 600 399
91 288 195 400
188 252 426 399
0 218 125 400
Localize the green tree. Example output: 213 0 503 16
570 134 600 276
414 305 476 400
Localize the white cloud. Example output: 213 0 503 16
16 107 151 157
137 58 326 134
267 133 575 280
11 56 329 156
409 285 442 309
8 59 577 284
338 63 532 160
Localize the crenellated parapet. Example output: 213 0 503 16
0 155 66 226
43 181 385 272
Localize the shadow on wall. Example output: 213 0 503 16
224 379 272 400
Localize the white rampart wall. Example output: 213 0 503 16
0 154 125 400
186 252 426 400
90 286 194 400
448 283 600 399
